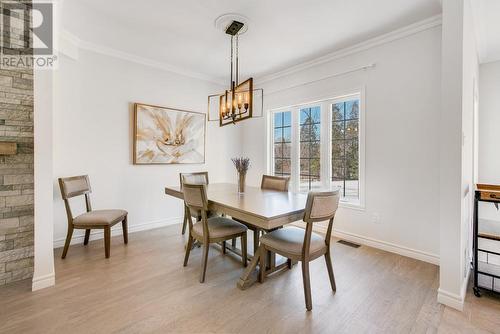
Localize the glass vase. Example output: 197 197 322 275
238 172 246 193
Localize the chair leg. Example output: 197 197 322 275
325 250 337 292
301 261 312 311
122 216 128 244
61 226 74 259
200 242 209 283
231 238 236 248
184 235 193 267
83 229 91 245
287 258 293 269
104 227 111 258
222 241 226 254
181 206 188 235
241 232 247 267
259 245 266 283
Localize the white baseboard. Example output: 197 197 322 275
32 272 55 291
53 217 182 249
292 222 440 265
437 268 470 311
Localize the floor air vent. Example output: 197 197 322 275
337 240 361 248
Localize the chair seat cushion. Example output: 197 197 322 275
260 226 326 256
192 217 247 239
73 209 127 226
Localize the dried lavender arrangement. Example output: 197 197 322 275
231 157 250 193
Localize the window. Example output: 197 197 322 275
331 99 359 201
273 111 291 177
270 93 363 206
299 107 321 191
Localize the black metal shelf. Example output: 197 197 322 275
473 189 500 297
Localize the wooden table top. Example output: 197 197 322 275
165 183 307 230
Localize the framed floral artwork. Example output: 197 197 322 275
133 103 206 164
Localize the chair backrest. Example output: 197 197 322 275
59 175 91 199
182 183 208 211
302 190 341 254
58 175 93 223
179 172 209 189
261 175 290 192
303 190 340 223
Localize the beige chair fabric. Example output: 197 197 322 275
192 216 247 239
182 184 207 210
261 175 290 192
59 175 91 199
260 226 326 256
73 209 128 226
308 193 340 220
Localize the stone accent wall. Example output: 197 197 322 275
0 0 34 286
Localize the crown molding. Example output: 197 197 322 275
59 30 225 86
60 14 442 88
256 15 443 85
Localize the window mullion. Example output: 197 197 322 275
290 107 300 192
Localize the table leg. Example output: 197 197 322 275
253 228 260 256
237 248 261 290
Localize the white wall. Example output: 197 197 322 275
479 61 500 185
478 60 500 222
53 49 240 246
240 24 442 263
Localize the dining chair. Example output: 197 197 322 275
58 175 128 259
235 174 291 251
179 172 209 235
261 174 291 192
258 190 340 311
182 183 248 283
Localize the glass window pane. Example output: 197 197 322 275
274 112 282 127
300 124 311 141
332 140 344 159
310 159 320 177
346 100 359 120
300 159 310 175
282 159 291 174
283 127 291 142
345 120 358 139
300 108 311 125
332 122 343 139
274 159 283 174
282 143 291 159
311 107 321 123
274 128 283 143
332 103 345 121
310 123 320 141
310 141 320 158
274 144 283 158
283 112 291 126
300 142 310 158
330 97 360 201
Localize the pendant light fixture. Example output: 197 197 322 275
218 20 253 126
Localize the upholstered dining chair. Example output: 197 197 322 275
58 175 128 259
234 174 291 251
261 174 291 192
179 172 210 235
258 190 340 311
182 183 248 283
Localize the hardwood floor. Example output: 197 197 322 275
1 224 499 333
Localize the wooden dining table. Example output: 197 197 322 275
164 183 308 289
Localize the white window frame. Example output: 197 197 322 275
268 90 365 210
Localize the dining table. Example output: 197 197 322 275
164 182 308 289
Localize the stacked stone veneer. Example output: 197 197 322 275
0 0 34 286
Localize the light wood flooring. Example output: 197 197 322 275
1 224 500 333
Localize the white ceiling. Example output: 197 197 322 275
471 0 500 64
63 0 442 83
